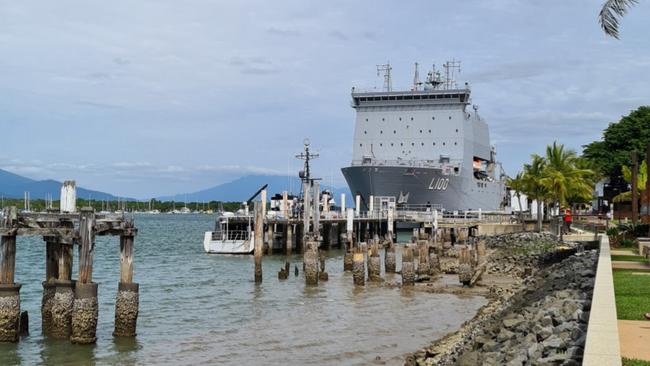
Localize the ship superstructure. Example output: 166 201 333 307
341 62 507 211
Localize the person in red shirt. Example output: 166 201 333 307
563 208 573 234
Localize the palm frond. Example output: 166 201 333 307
599 0 638 39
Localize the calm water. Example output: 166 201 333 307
0 215 486 366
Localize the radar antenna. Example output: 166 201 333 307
412 62 421 91
443 60 461 89
376 63 392 92
295 138 319 184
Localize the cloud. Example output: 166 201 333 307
266 27 302 37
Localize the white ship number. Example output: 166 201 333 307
428 178 449 191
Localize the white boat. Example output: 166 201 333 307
203 212 255 254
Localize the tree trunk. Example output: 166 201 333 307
536 200 543 233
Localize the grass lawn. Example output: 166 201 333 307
623 357 650 366
612 255 648 262
614 269 650 320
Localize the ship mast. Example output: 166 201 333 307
296 138 319 184
376 63 392 92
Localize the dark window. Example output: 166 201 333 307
455 129 458 132
390 143 394 146
400 143 403 146
410 117 414 121
411 143 415 146
421 142 424 146
428 129 432 133
393 130 396 134
432 116 436 120
433 142 436 146
399 117 402 121
454 142 457 145
449 116 452 120
419 130 422 133
382 118 385 121
379 143 383 146
360 144 363 147
380 130 383 134
365 118 368 121
443 142 446 146
364 131 367 134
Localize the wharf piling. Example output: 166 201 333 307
0 189 140 344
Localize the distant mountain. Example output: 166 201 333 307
157 174 352 203
0 169 124 201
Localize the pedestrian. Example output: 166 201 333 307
563 208 573 234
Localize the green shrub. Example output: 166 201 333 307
620 239 637 248
607 227 619 236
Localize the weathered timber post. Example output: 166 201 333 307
401 246 415 286
428 247 440 276
51 228 74 339
458 245 472 286
343 209 354 271
0 207 20 342
368 243 381 281
632 151 639 224
352 250 365 286
42 232 60 335
254 202 264 283
312 181 320 240
318 252 328 281
282 191 289 219
286 224 293 256
114 221 139 337
417 240 430 276
266 224 274 255
71 208 98 344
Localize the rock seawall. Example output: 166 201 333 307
407 233 598 366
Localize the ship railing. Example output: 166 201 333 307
349 159 463 168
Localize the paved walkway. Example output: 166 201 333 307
612 261 650 270
611 249 639 256
584 235 622 366
619 320 650 361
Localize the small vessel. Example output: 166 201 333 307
203 185 267 254
203 211 255 254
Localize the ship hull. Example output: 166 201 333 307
341 165 505 212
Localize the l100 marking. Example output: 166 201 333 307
428 178 449 190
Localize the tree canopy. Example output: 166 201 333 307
582 106 650 179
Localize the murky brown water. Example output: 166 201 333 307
0 215 486 365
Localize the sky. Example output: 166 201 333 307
1 0 649 198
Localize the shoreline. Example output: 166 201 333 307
405 233 597 366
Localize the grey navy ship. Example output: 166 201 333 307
342 62 507 211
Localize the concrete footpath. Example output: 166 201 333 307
618 320 650 361
583 235 622 366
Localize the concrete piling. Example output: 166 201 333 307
70 282 98 344
304 241 319 286
71 208 98 344
114 224 139 337
0 284 21 342
417 240 430 276
401 247 415 286
368 243 381 281
385 244 396 273
352 252 365 286
0 224 20 342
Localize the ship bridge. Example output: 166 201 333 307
351 88 471 109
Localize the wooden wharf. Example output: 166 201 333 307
0 196 139 343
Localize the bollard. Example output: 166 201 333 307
114 282 139 337
70 282 98 344
0 284 21 342
385 245 396 273
401 247 415 286
352 252 365 286
368 244 381 281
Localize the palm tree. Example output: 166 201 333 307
540 142 595 211
507 172 526 223
523 154 549 232
599 0 638 39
